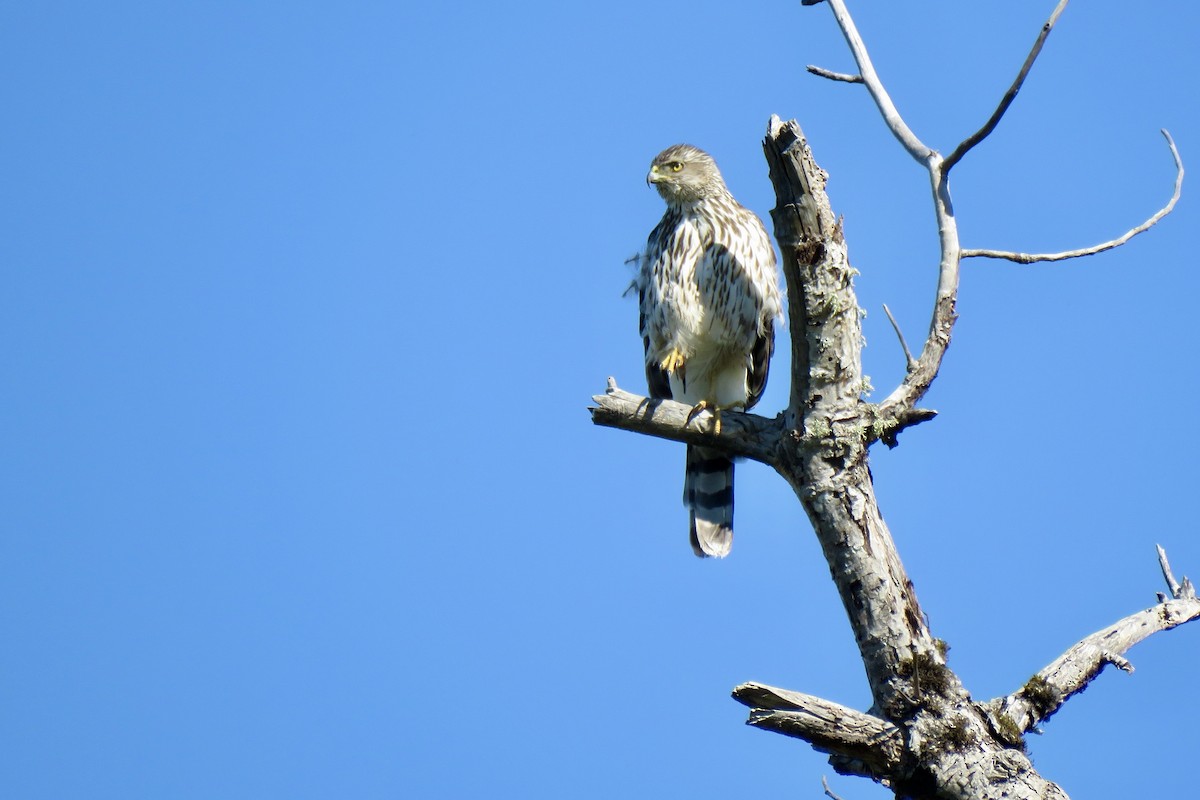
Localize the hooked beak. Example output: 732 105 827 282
646 164 665 186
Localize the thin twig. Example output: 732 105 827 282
881 303 916 370
942 0 1070 174
822 775 848 800
1158 545 1197 600
1158 544 1183 598
807 65 863 83
962 130 1183 264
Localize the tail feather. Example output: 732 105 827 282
684 445 735 558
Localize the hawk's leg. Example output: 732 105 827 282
684 400 722 436
659 347 724 434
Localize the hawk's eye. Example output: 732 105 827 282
670 162 683 172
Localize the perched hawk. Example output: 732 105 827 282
634 144 782 558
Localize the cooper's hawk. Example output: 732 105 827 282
634 144 781 558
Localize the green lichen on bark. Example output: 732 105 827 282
1020 674 1061 716
898 651 955 699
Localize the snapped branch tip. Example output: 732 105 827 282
807 64 864 84
1158 545 1196 600
1102 651 1135 674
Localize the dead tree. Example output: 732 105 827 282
592 2 1195 798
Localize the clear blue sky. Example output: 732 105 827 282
2 1 1197 797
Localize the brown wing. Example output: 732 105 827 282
745 319 774 411
638 213 679 401
638 300 672 400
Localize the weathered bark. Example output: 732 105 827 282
751 118 1066 800
762 117 937 714
988 550 1200 737
732 682 903 781
590 379 782 466
590 3 1190 798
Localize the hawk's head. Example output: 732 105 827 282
647 144 725 205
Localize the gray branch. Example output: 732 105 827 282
592 4 1187 797
942 0 1070 174
988 548 1200 734
962 130 1184 264
807 65 863 84
1158 543 1196 600
589 378 782 466
881 303 916 371
760 114 945 720
821 776 848 800
817 0 963 428
733 682 902 779
824 0 932 165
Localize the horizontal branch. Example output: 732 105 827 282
869 405 939 449
962 130 1183 264
589 378 782 465
733 682 903 776
989 548 1200 733
807 64 863 84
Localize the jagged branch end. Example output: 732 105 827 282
987 547 1200 735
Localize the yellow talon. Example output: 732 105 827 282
659 348 685 374
685 401 722 435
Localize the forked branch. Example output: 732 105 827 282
591 4 1191 797
814 0 1183 435
815 0 960 428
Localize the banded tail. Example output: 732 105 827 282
685 445 735 558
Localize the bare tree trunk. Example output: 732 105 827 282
592 3 1195 798
741 117 1066 799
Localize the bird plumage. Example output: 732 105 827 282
634 144 781 557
